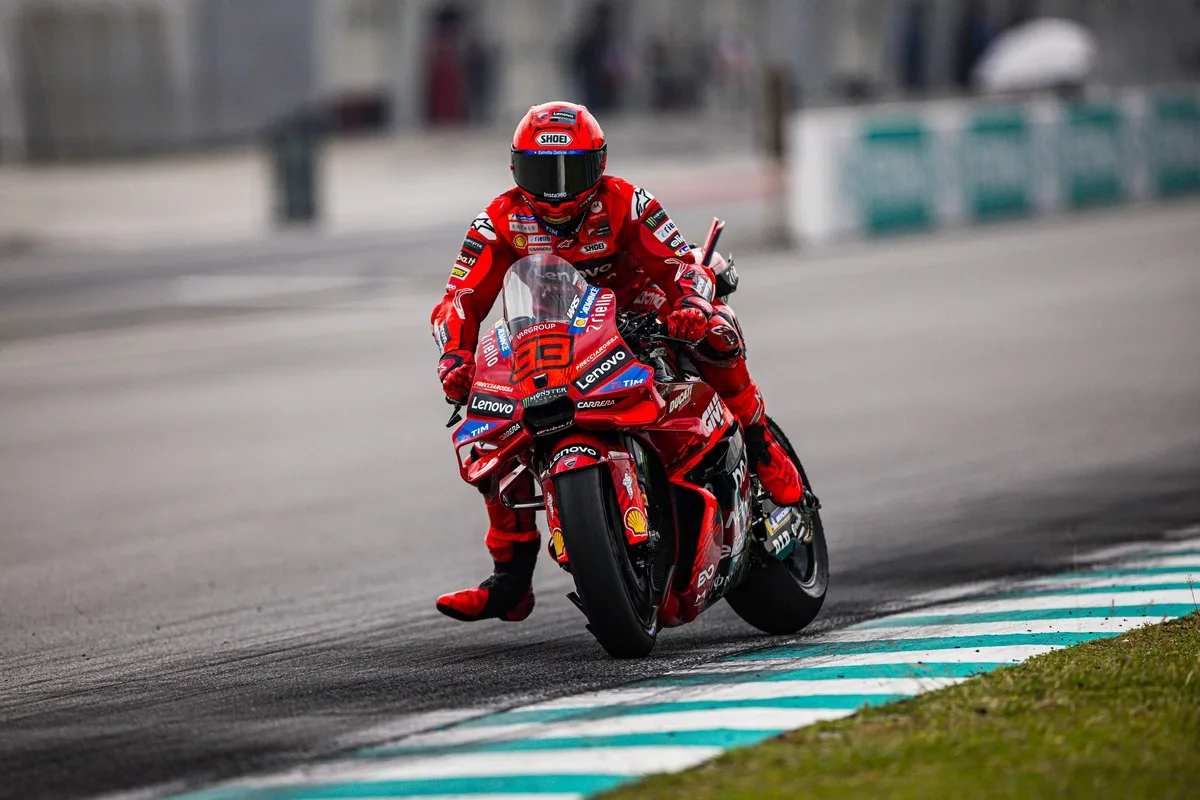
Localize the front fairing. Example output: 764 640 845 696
451 255 662 485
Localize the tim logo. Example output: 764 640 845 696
535 132 573 147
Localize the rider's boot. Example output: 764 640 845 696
436 473 539 622
435 529 539 622
688 303 804 507
719 382 804 507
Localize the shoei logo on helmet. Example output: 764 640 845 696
535 132 573 147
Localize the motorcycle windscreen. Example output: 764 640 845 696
502 254 589 339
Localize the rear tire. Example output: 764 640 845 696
555 466 658 658
725 417 829 635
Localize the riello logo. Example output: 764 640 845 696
536 132 573 147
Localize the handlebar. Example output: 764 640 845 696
616 310 701 353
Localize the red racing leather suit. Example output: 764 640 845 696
431 176 773 557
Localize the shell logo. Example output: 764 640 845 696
514 234 527 248
551 528 566 560
624 507 648 537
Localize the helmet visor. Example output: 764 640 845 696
511 148 605 202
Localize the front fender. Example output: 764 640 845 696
545 436 651 552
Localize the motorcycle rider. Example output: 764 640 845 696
432 101 804 622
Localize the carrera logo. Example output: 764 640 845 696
576 397 617 409
580 241 608 254
573 345 632 393
468 392 517 420
535 132 573 147
552 444 600 465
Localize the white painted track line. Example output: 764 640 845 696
222 746 721 789
528 677 964 711
872 589 1199 621
400 708 854 749
834 617 1171 639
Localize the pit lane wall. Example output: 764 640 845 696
789 85 1200 246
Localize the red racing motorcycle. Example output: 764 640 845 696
448 228 828 658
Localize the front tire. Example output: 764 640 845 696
725 417 829 635
555 466 658 658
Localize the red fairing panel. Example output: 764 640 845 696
659 482 724 628
452 321 529 486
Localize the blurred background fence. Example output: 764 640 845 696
2 0 1199 163
790 85 1200 244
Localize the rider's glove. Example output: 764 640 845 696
667 296 713 343
437 349 475 403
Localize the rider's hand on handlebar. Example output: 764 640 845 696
437 349 475 404
667 296 713 344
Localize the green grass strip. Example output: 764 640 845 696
604 613 1200 800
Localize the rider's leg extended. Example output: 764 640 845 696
693 301 804 507
436 471 539 622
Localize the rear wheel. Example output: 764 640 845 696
555 466 658 658
725 416 829 634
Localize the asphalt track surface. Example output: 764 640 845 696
2 203 1199 799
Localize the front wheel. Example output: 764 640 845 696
725 416 829 635
555 466 658 658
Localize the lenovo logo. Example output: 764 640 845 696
572 346 632 393
468 392 517 419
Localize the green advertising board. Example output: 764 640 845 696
852 117 935 235
1148 92 1200 197
962 108 1034 221
1059 103 1125 209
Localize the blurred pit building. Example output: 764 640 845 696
1 0 1199 161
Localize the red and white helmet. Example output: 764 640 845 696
510 101 607 226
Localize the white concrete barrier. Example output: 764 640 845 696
789 85 1200 246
